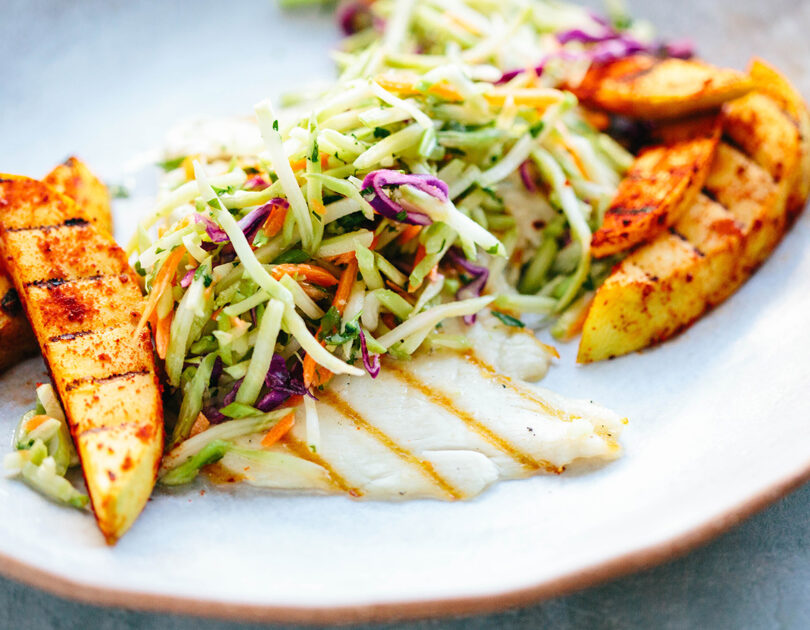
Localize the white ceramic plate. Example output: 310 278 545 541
2 0 809 623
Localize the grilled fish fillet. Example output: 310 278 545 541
0 175 162 543
191 323 625 499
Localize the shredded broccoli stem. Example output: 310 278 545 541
236 300 284 406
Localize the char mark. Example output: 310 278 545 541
6 218 89 233
65 369 151 392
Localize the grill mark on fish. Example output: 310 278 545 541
65 369 151 392
319 389 463 499
462 351 580 422
386 362 558 474
283 435 361 497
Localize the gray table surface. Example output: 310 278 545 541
2 0 809 628
2 481 809 630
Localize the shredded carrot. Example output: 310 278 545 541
271 264 338 287
154 310 173 359
558 130 589 178
262 204 288 238
381 312 397 330
413 243 427 268
333 259 358 315
484 88 563 109
428 82 465 102
283 395 304 409
181 156 197 181
211 307 223 321
320 153 330 170
299 282 326 301
303 259 358 389
407 244 429 291
374 73 464 102
135 245 186 338
24 415 51 433
374 75 419 96
310 199 327 216
303 354 319 389
189 412 210 438
260 411 296 448
398 224 422 244
385 279 412 301
326 251 357 265
290 158 307 172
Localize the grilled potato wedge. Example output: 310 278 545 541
0 175 162 543
578 64 808 363
591 117 720 257
0 158 113 372
571 55 754 119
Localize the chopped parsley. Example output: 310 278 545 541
492 311 525 328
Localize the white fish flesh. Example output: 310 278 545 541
210 322 625 500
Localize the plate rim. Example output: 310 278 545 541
2 456 808 625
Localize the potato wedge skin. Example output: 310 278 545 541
747 58 810 217
591 118 720 257
578 62 808 363
704 143 788 273
0 175 162 544
0 158 114 372
42 157 113 233
571 55 754 119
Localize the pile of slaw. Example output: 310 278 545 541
8 0 689 496
128 0 683 481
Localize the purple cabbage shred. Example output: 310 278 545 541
496 11 695 84
361 169 449 225
519 161 537 192
446 249 489 325
244 176 270 191
358 329 381 378
257 354 313 412
209 356 223 388
193 214 229 243
180 268 195 288
205 355 313 422
237 198 288 244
